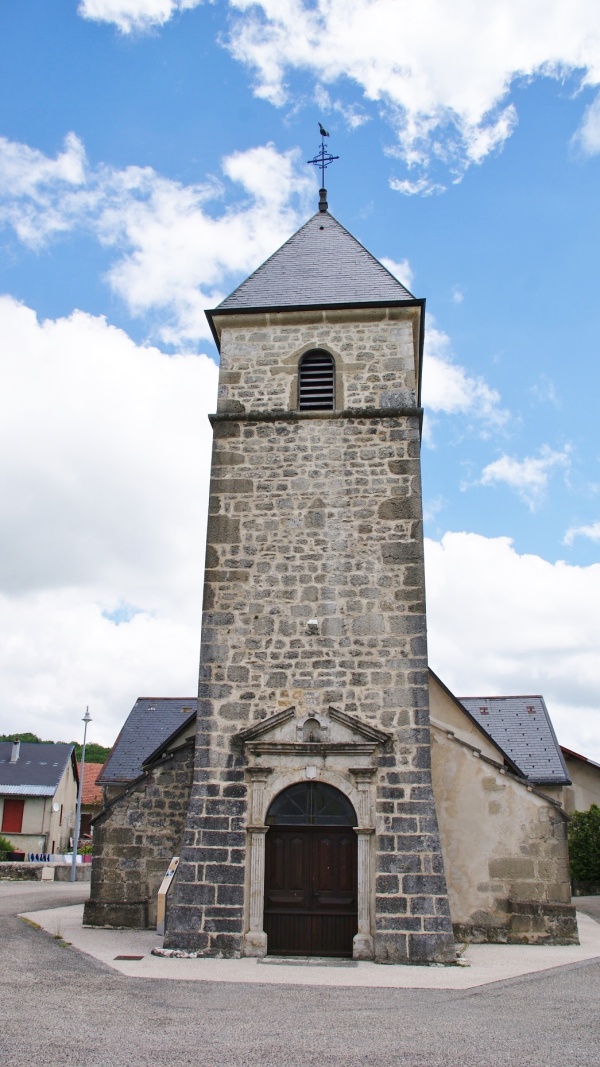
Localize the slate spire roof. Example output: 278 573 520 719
214 210 415 314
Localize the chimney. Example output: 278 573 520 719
10 740 20 763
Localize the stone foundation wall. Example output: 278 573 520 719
83 742 194 929
453 901 578 945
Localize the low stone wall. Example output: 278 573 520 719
84 741 194 929
54 864 92 882
0 863 91 882
453 900 578 945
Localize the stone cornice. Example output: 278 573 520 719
246 741 379 757
209 406 422 426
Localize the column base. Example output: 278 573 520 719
352 932 374 960
242 930 268 957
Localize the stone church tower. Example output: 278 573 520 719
163 196 456 964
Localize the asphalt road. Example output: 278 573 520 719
2 883 599 1067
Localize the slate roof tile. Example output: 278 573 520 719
0 742 75 795
459 695 570 784
215 211 414 312
98 698 197 785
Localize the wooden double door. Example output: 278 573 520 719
264 826 358 958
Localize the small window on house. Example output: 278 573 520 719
2 798 25 834
298 350 335 411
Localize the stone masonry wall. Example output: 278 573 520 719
431 729 578 945
215 307 420 416
83 742 194 929
164 309 456 962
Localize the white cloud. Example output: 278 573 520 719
451 285 464 305
0 296 218 744
389 177 445 197
425 532 600 760
530 373 560 406
379 256 413 291
0 132 87 247
0 134 314 342
573 90 600 155
314 86 370 130
479 444 571 510
226 0 600 181
421 317 508 442
564 520 600 546
78 0 204 34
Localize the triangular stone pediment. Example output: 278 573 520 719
236 706 296 743
236 705 389 752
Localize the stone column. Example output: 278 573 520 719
353 827 375 959
243 826 269 957
242 769 272 958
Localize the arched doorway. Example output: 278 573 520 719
264 782 358 958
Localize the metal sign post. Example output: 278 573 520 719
70 707 92 883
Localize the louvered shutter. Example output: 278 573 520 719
298 351 335 410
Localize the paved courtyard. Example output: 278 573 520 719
2 882 600 1067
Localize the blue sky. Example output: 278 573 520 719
1 0 600 757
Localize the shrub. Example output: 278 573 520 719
0 833 14 859
568 804 600 883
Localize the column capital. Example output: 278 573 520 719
349 767 377 784
245 767 273 782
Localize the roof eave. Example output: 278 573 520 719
561 745 600 770
0 785 56 796
528 777 571 787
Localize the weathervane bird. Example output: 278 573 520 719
319 122 329 138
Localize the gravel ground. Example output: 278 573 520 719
2 883 599 1067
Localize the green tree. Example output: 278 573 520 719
71 741 111 764
0 732 46 743
568 804 600 883
0 733 111 763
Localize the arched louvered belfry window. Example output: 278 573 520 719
298 350 335 411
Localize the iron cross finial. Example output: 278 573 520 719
308 125 339 213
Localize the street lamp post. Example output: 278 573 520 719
70 707 92 883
